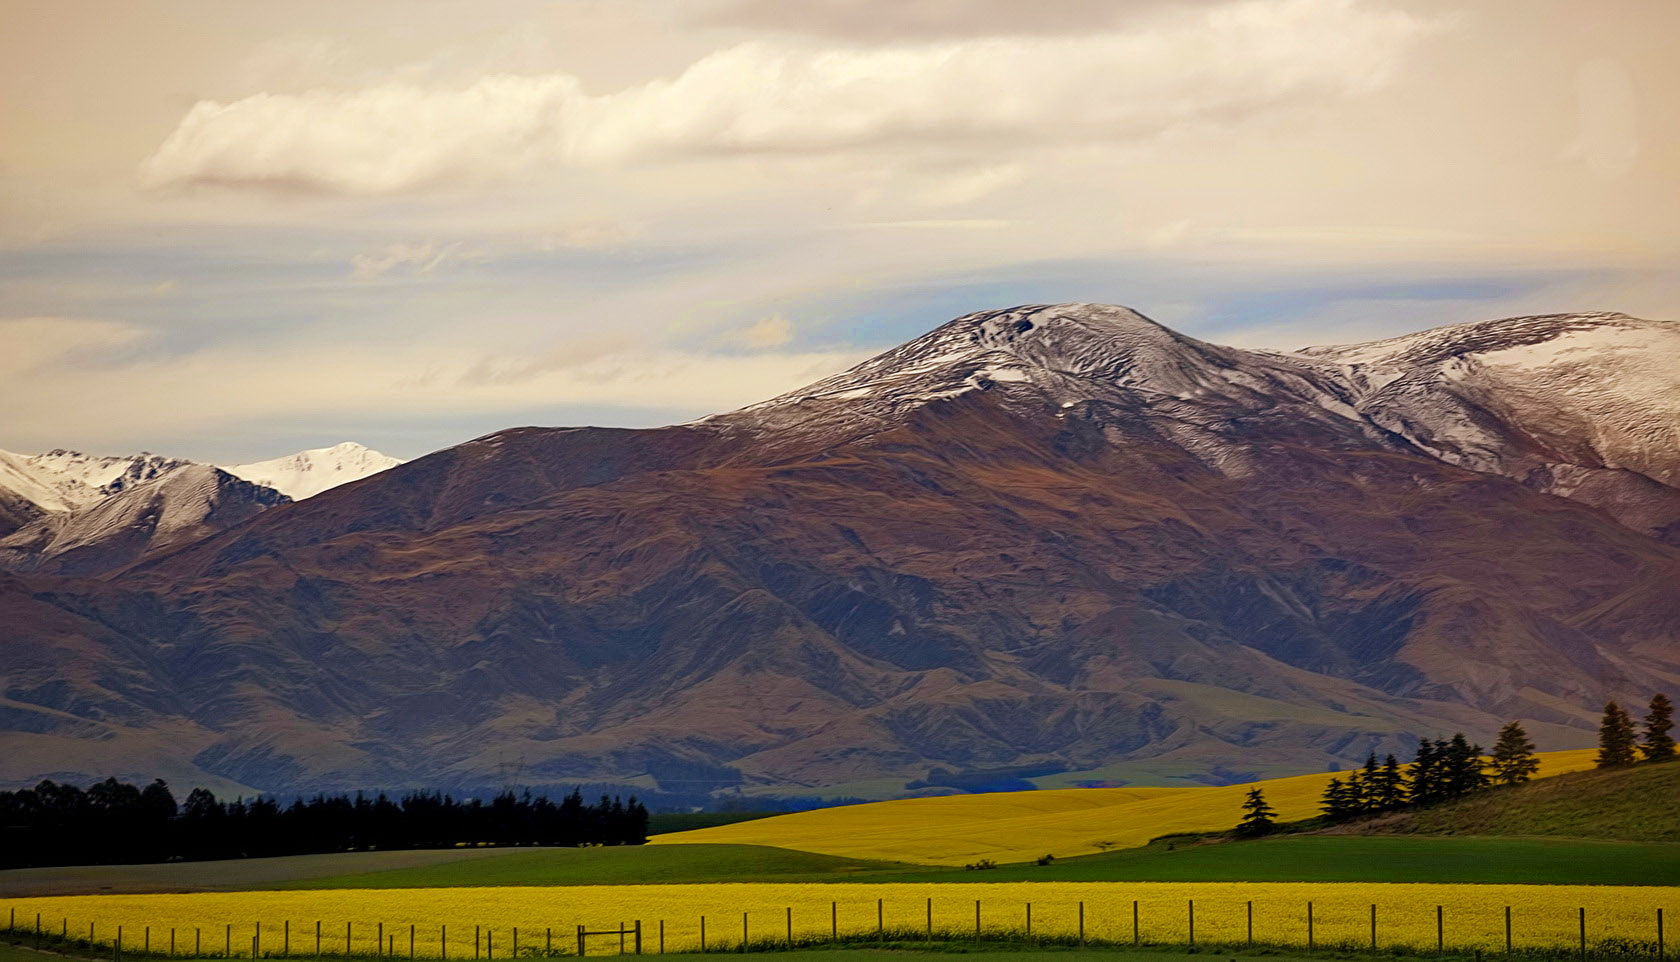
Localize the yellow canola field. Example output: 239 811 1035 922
6 881 1673 956
653 750 1599 865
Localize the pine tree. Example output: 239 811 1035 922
1319 778 1361 821
1641 693 1676 763
1371 753 1408 810
1597 701 1639 768
1489 721 1540 786
1409 738 1443 806
1237 788 1277 837
1439 733 1488 799
1352 753 1380 811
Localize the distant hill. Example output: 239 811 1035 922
5 304 1680 794
652 748 1598 865
1336 761 1680 842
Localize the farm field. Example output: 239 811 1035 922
652 751 1599 865
0 850 514 899
4 882 1675 957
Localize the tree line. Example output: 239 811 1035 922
1236 693 1674 835
0 779 651 869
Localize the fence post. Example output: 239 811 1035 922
636 921 643 956
925 899 931 943
1188 900 1195 947
197 927 202 957
512 929 518 958
1505 907 1512 954
441 926 447 961
831 903 837 944
118 925 123 960
1579 908 1586 962
1308 902 1315 953
1437 906 1444 953
741 913 748 952
700 916 706 953
410 925 415 961
315 922 321 962
576 925 585 958
1247 901 1253 948
1371 904 1377 951
1133 901 1139 946
487 928 493 960
285 920 290 957
254 936 259 961
1658 908 1665 962
1026 903 1032 940
1079 903 1085 946
974 901 980 943
877 900 883 943
227 923 232 957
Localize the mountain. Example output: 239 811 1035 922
221 442 406 501
0 465 289 577
1 304 1677 796
0 443 402 577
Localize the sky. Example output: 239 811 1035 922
2 0 1676 462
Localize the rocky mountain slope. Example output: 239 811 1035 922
1 305 1676 795
0 443 402 576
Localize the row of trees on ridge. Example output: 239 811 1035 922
1236 693 1674 836
0 780 650 869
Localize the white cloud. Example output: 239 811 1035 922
731 313 794 349
141 0 1436 195
0 317 146 376
914 164 1024 207
349 241 488 280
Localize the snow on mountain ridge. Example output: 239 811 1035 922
220 442 405 500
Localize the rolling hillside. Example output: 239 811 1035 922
652 749 1598 865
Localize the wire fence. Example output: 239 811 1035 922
4 896 1673 960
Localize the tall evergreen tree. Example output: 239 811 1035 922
1371 754 1408 810
1439 733 1488 799
1350 753 1380 811
1409 738 1444 805
1596 701 1639 768
1236 788 1277 837
1319 778 1359 821
1641 693 1676 763
1489 721 1540 786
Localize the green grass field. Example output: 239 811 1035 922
288 835 1678 888
281 844 919 889
9 833 1675 897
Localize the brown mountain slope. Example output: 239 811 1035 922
3 304 1678 794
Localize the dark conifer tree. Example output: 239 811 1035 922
1372 753 1408 810
1597 701 1639 768
1489 721 1540 786
1409 738 1444 805
1439 733 1488 799
1236 787 1277 837
1319 778 1359 821
1641 693 1676 763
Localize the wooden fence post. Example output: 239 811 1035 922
974 901 980 943
1371 904 1377 951
741 913 748 952
831 903 837 944
1078 902 1085 946
1505 907 1512 954
1188 900 1195 947
1026 903 1032 941
576 925 585 958
700 916 706 953
1579 908 1586 962
1247 901 1253 948
441 925 447 961
877 900 883 943
1657 908 1665 962
1133 901 1139 946
1308 902 1315 953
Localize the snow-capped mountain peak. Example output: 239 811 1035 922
220 442 404 501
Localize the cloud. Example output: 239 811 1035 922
0 317 147 376
349 241 488 280
731 313 794 349
691 0 1222 41
914 164 1025 207
141 0 1436 195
